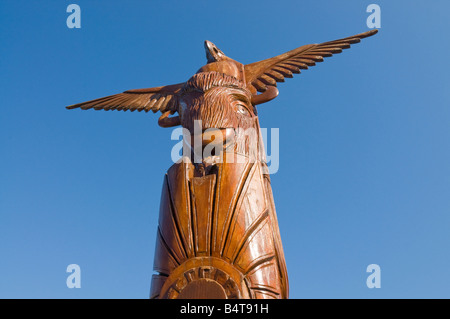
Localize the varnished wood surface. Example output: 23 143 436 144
67 30 378 299
151 156 288 299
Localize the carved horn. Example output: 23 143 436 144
251 86 279 105
158 111 181 128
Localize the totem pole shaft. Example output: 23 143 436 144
150 153 289 299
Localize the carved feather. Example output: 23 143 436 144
245 29 378 93
66 83 184 114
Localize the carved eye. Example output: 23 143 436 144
236 103 250 116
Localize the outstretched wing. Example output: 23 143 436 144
66 82 185 114
244 30 378 93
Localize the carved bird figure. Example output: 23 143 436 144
67 30 378 130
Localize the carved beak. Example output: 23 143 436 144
204 40 225 63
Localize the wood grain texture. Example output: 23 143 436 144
67 30 378 299
151 156 288 299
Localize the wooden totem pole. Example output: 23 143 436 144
67 29 377 299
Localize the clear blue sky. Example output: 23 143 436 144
1 0 449 298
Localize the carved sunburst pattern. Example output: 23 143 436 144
150 155 288 299
162 265 241 299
